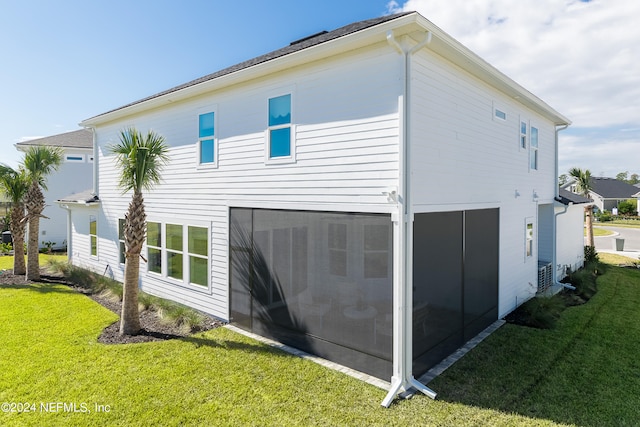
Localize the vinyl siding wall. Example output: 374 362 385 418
84 42 403 319
409 47 559 317
41 149 93 249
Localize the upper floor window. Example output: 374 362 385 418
267 94 294 161
530 126 539 170
66 154 85 163
198 112 217 166
520 121 527 149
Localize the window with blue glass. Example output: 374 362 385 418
199 112 215 165
268 94 292 159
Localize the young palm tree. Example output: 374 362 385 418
0 165 29 275
110 128 169 335
569 167 595 247
23 146 63 280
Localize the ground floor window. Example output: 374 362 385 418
145 220 210 288
89 215 97 257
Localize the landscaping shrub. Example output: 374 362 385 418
518 295 566 329
584 245 599 264
45 260 207 332
566 260 602 301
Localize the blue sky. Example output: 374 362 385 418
1 0 638 178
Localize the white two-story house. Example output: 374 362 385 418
61 12 571 402
15 129 93 250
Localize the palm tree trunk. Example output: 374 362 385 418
120 252 141 335
585 205 595 248
26 215 40 280
25 182 44 281
119 191 145 335
10 204 26 275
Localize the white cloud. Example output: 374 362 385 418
390 0 640 127
390 0 640 176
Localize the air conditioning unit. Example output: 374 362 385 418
537 261 552 293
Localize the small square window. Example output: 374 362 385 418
495 109 506 120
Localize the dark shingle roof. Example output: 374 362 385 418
15 129 92 150
57 189 99 204
590 177 640 199
557 188 591 205
89 12 414 119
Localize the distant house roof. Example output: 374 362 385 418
82 11 569 127
557 188 591 205
15 129 92 151
590 177 640 199
56 189 99 205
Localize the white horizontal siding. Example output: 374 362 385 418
409 47 560 317
87 42 403 318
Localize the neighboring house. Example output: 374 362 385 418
15 129 93 249
61 12 571 399
553 188 592 278
563 176 640 214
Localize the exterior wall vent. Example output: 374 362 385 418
537 261 553 293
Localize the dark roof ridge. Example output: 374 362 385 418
88 11 415 120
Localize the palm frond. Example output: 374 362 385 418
22 146 63 191
568 167 593 197
0 166 29 205
108 127 169 194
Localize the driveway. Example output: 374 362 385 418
591 225 640 258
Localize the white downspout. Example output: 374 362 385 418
382 30 435 408
552 124 575 290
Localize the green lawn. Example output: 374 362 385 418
590 227 614 237
1 258 639 426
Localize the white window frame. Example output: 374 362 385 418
530 124 539 171
493 102 507 122
146 221 162 275
525 218 534 259
265 91 296 165
118 218 125 265
519 117 528 151
143 218 211 292
89 215 98 258
196 107 218 169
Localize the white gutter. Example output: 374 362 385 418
382 30 436 408
552 124 575 290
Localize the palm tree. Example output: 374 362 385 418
109 128 169 335
0 165 29 275
569 167 595 247
23 146 63 280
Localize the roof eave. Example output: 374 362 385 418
81 14 423 128
412 15 570 126
81 12 570 128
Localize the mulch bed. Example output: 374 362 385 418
0 270 224 345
